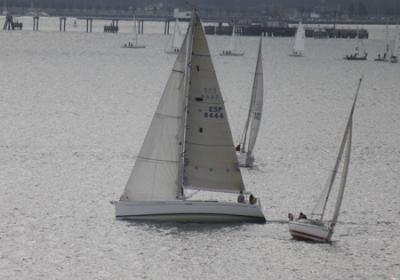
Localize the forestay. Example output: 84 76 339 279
120 36 187 201
184 15 245 193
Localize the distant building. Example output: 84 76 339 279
173 8 191 20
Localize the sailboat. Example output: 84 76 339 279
375 25 390 62
289 22 305 57
288 78 362 242
165 19 183 54
236 37 264 168
220 24 245 56
344 29 367 60
113 12 266 223
390 25 399 63
122 17 146 49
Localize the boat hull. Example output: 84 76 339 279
288 220 332 242
220 52 244 56
114 200 266 223
237 152 254 168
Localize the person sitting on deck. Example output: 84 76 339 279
298 212 307 220
249 194 257 205
237 191 245 203
288 213 294 221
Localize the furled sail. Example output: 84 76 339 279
240 37 264 160
120 35 188 201
183 15 245 193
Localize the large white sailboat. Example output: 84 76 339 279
122 17 146 49
289 22 305 57
114 12 266 223
220 24 245 56
165 19 183 54
236 37 264 168
288 78 362 242
390 25 399 63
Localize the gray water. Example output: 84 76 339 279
1 18 399 279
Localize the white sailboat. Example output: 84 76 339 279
220 24 245 56
289 22 305 57
344 29 367 60
236 37 264 168
165 19 183 54
123 17 146 49
113 12 266 223
375 25 390 62
288 78 362 242
390 25 399 63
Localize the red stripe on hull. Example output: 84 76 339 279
290 230 329 242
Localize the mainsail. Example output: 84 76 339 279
166 19 182 53
120 35 187 201
183 15 245 193
292 22 305 54
391 25 400 58
311 78 362 223
239 37 264 161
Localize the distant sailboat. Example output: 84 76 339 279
113 11 266 223
165 19 183 54
289 22 305 57
236 37 264 168
288 78 362 243
390 25 399 63
122 17 146 49
220 24 245 56
375 25 390 62
344 29 367 60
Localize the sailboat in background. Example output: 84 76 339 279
165 19 183 54
236 37 264 168
344 29 367 60
220 24 245 56
113 12 266 223
375 25 390 61
122 17 146 49
289 22 305 57
288 78 362 243
390 25 399 63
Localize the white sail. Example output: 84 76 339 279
120 35 187 201
391 25 400 58
165 19 182 53
292 22 305 54
228 25 237 52
130 18 145 48
240 37 264 162
330 119 352 228
183 15 245 193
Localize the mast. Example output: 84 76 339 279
318 78 362 221
177 11 195 199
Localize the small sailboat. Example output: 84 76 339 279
288 78 363 243
165 19 183 54
344 29 367 60
390 25 399 63
289 22 305 57
236 37 264 168
122 17 146 49
220 24 245 56
375 25 390 62
113 12 266 223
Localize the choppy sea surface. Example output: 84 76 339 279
1 17 399 279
